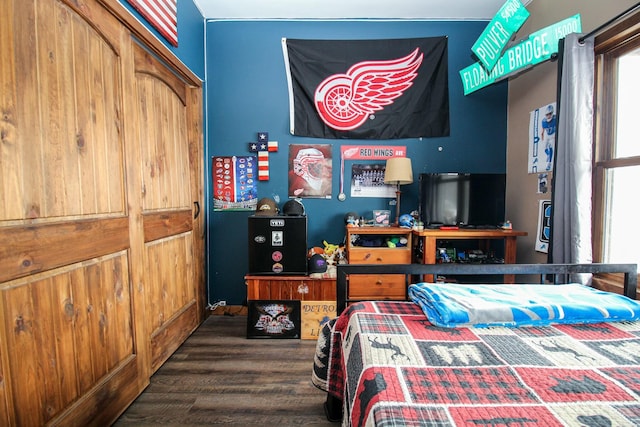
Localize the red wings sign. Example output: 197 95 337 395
283 37 449 140
315 49 423 131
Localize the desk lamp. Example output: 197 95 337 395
383 157 413 226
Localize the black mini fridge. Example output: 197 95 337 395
248 215 308 275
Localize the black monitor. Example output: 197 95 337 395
419 173 506 228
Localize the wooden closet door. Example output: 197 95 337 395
0 1 141 425
0 0 204 424
130 42 204 373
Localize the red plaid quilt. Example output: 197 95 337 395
312 301 640 426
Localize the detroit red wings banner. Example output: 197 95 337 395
127 0 178 47
282 37 449 140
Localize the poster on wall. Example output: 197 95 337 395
528 102 556 173
350 164 396 198
537 173 549 194
288 144 332 199
212 156 258 211
536 199 552 253
338 145 406 201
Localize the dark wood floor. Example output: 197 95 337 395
114 314 337 426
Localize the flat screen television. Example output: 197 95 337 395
419 173 506 228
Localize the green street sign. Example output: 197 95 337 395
460 14 582 95
472 0 530 72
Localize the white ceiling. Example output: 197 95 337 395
193 0 533 20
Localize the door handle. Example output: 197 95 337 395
193 201 200 219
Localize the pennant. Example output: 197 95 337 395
282 37 449 139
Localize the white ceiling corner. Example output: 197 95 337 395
193 0 534 21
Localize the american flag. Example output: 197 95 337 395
127 0 178 47
258 151 269 181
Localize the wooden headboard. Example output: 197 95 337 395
336 263 638 314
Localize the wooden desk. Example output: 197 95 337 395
412 228 528 283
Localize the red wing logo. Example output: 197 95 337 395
314 48 423 131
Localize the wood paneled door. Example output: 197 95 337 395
0 0 205 425
131 41 204 374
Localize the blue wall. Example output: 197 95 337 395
205 20 508 305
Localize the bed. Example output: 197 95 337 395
312 263 640 426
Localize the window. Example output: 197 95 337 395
593 14 640 269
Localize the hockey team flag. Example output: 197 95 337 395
282 37 449 140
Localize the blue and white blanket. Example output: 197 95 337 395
408 282 640 328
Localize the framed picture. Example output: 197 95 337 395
288 144 332 199
373 210 391 226
246 300 301 339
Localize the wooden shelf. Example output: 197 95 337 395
412 228 527 283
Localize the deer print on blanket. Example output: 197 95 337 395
367 336 409 361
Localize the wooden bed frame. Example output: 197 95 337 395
326 262 638 423
336 262 638 314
